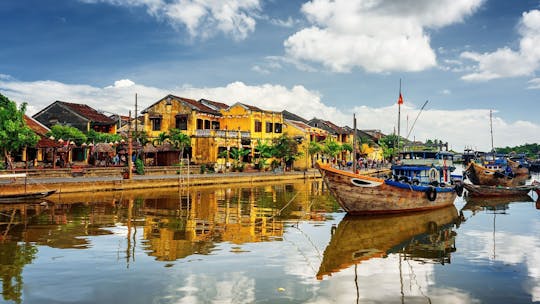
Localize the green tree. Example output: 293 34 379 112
229 147 250 170
321 138 342 163
255 139 274 170
168 128 191 164
86 129 121 144
47 125 87 145
0 94 39 169
153 132 170 146
308 141 323 167
273 134 301 168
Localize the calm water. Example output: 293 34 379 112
1 176 539 304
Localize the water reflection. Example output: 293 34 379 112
317 206 460 280
0 181 337 303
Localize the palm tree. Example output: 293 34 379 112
322 138 342 164
255 139 274 170
168 128 191 165
229 147 250 171
308 141 322 167
153 132 170 146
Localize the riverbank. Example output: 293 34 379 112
1 167 391 195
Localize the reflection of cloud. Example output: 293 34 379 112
306 255 478 303
464 229 540 301
173 272 255 303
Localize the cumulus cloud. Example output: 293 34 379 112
80 0 261 40
461 9 540 81
1 76 538 151
284 0 484 73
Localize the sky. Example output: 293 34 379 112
1 0 540 151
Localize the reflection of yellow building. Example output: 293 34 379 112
140 181 335 261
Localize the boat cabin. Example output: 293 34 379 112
392 151 456 186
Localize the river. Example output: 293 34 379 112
1 176 539 303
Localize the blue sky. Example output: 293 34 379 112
1 0 540 150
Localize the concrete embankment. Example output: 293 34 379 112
1 167 390 195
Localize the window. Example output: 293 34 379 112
151 118 161 131
265 122 273 133
175 114 188 130
204 120 210 130
196 119 203 130
274 123 282 133
212 121 220 130
254 120 262 132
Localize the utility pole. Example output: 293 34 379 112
128 110 133 179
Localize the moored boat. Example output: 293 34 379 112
317 162 458 215
0 173 57 203
464 161 528 187
463 183 536 197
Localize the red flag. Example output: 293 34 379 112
397 93 403 105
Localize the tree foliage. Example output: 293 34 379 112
0 94 39 169
86 129 121 144
47 125 87 145
273 133 301 165
496 143 540 158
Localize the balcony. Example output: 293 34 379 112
194 129 251 139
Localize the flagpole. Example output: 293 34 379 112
397 79 402 156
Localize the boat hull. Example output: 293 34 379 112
464 162 528 187
463 183 535 197
0 190 57 203
318 164 456 214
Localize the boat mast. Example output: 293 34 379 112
490 109 494 153
397 79 402 155
353 113 357 173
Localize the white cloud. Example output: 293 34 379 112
461 9 540 81
1 76 538 151
284 0 484 73
80 0 261 41
527 78 540 89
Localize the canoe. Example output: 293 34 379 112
316 206 459 280
317 162 457 215
0 190 57 203
463 183 536 197
464 162 528 187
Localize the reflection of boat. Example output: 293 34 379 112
463 183 536 197
317 162 457 214
0 173 57 203
316 206 459 279
464 162 528 187
462 195 533 213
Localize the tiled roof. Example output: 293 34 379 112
199 98 229 110
24 115 50 136
282 110 308 123
238 102 263 112
57 101 115 124
141 95 222 116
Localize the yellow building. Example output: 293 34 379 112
283 119 329 170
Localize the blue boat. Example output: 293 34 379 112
391 150 459 188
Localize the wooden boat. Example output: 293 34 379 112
464 161 528 187
463 183 536 197
531 181 540 197
316 206 459 279
317 162 457 215
0 173 57 203
0 190 57 202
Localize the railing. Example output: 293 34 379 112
194 129 251 139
